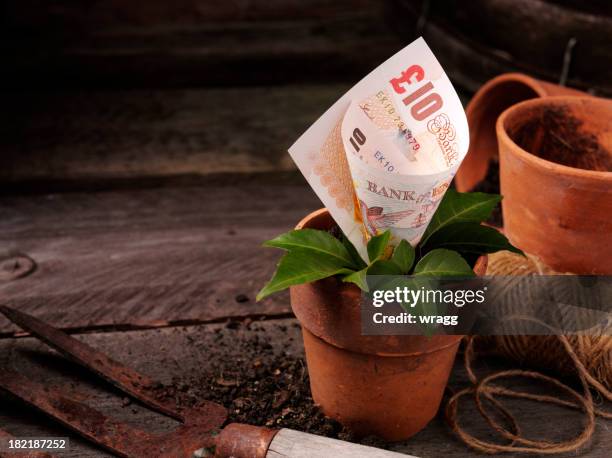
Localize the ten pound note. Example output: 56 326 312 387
289 37 469 260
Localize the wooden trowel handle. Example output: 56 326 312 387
214 424 415 458
267 428 416 457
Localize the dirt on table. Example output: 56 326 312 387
509 105 612 172
151 320 390 449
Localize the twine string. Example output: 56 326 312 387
446 333 610 454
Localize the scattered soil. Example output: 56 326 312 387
150 320 390 449
509 105 612 172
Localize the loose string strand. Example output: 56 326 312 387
446 334 610 454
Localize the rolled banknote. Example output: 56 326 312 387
288 37 469 260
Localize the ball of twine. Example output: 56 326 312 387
446 251 612 454
484 251 612 391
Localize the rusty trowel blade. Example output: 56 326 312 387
0 370 218 458
0 305 184 421
0 368 155 457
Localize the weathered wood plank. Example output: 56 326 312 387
444 0 612 93
5 0 381 26
0 85 346 184
0 178 320 334
2 1 403 89
0 321 608 457
390 0 612 96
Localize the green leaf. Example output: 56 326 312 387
423 222 524 256
264 228 358 269
342 269 368 291
367 230 392 262
368 259 403 276
401 277 440 337
391 240 415 274
342 260 402 292
421 190 501 245
341 234 367 269
413 249 475 277
257 249 353 300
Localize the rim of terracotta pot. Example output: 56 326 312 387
496 96 612 182
292 208 488 357
470 73 548 102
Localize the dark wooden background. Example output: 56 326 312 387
1 1 610 456
2 0 611 187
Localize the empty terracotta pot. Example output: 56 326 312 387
456 73 587 192
497 96 612 274
290 208 487 441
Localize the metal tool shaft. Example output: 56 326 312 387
0 305 182 421
0 369 151 457
0 306 227 457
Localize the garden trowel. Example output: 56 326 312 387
0 306 413 458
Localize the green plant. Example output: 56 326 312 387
257 190 522 300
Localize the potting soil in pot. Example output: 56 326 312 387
508 105 612 171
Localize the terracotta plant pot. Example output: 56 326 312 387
290 208 488 441
455 73 587 192
497 96 612 274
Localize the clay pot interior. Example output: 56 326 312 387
503 99 612 172
496 96 612 274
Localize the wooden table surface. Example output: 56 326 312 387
0 176 609 457
1 0 608 453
